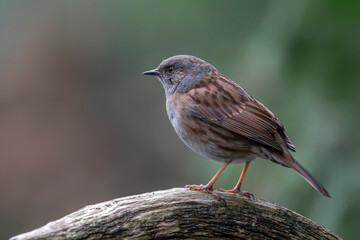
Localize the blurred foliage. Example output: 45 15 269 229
0 0 358 239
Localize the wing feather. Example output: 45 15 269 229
185 75 295 152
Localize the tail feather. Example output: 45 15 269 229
287 159 331 198
270 133 331 198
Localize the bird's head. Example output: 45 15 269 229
142 55 217 97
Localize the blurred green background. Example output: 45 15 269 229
0 0 358 239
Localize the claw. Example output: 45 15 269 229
207 190 226 204
248 192 255 200
238 190 252 199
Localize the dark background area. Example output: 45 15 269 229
0 1 358 239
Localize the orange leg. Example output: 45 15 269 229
186 161 232 191
218 161 252 197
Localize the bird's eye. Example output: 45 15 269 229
168 66 174 72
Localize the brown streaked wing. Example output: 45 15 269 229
185 75 291 152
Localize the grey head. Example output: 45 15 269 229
142 55 217 97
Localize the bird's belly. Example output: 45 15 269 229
166 99 255 163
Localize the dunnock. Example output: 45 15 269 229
143 55 330 198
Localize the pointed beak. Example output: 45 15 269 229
142 69 160 76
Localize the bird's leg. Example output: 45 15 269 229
218 161 253 198
186 161 231 196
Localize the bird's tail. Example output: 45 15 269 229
286 158 331 198
269 133 331 198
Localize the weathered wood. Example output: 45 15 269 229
11 188 340 240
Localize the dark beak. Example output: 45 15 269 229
142 69 160 76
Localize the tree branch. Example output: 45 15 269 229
11 188 340 240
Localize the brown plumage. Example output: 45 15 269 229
143 55 331 198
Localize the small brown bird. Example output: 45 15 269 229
143 55 330 198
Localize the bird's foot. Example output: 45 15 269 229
185 184 225 203
217 188 254 199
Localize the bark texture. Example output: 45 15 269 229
11 188 340 240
